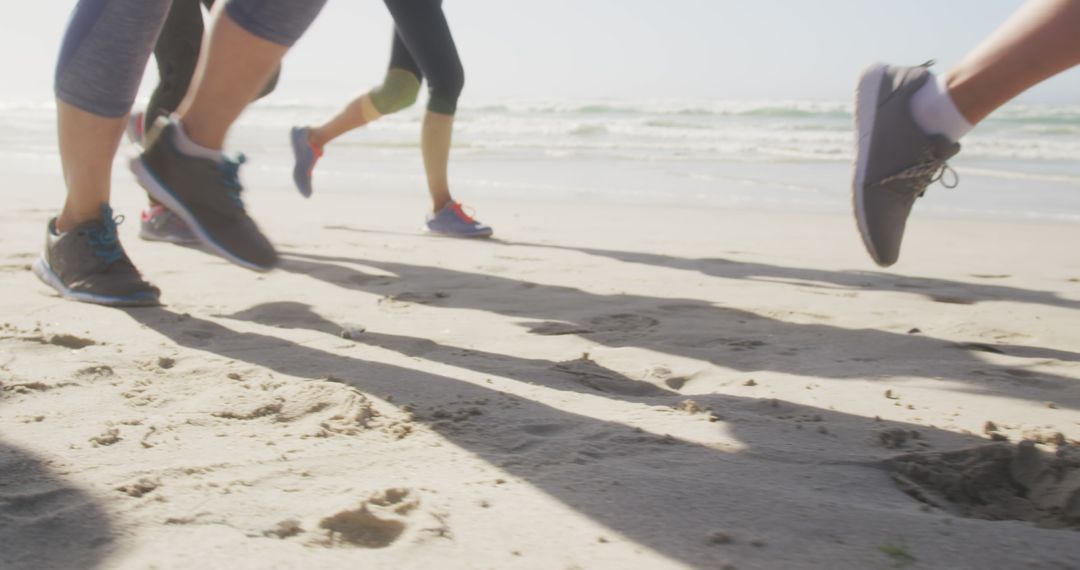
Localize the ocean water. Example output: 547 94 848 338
4 98 1080 222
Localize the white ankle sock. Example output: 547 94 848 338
170 114 225 162
909 74 974 143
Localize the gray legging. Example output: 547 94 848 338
55 0 325 118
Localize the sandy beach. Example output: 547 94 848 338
2 152 1079 569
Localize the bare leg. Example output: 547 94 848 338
307 98 455 212
55 103 126 232
945 0 1080 124
308 94 383 149
179 4 287 150
421 111 454 212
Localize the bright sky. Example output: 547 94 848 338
3 1 1078 103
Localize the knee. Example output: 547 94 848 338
427 63 464 115
370 69 421 115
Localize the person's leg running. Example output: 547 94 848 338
305 40 418 148
45 0 171 305
300 29 422 176
178 1 313 150
146 0 204 129
384 0 464 214
852 0 1080 267
55 0 171 232
943 0 1080 126
132 0 326 271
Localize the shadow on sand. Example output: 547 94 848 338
124 300 1080 568
0 439 115 569
278 250 1080 410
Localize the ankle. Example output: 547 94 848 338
56 209 100 233
431 196 453 212
307 129 326 152
173 117 226 162
909 73 974 143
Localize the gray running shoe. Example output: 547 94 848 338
290 126 321 198
32 205 160 307
130 117 278 271
139 203 198 244
852 63 960 267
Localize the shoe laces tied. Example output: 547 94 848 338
872 148 959 198
88 205 125 265
449 202 478 224
218 153 247 208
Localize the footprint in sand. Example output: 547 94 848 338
930 296 976 306
349 274 394 287
552 358 670 397
520 423 570 437
378 292 449 312
888 442 1080 529
14 334 97 350
317 488 423 548
587 313 659 335
525 321 595 336
727 339 767 351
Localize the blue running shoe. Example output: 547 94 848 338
426 201 493 238
290 126 322 198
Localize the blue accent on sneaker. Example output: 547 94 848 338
425 201 493 238
88 205 124 264
290 126 320 198
219 153 247 208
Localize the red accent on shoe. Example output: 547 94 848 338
141 204 168 223
308 141 323 177
449 202 477 224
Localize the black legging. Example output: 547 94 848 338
384 0 465 115
146 0 280 126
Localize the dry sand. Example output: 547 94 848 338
1 166 1079 569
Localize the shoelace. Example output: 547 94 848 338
871 148 959 198
88 205 125 265
218 153 247 209
450 202 478 224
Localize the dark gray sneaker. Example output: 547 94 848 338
130 117 278 271
852 63 960 267
32 205 161 307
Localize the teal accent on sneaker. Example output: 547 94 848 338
32 205 160 307
426 201 493 238
290 126 321 198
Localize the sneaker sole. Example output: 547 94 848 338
425 227 494 239
32 257 159 307
851 63 890 268
130 156 275 272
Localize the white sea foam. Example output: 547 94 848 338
2 97 1078 222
